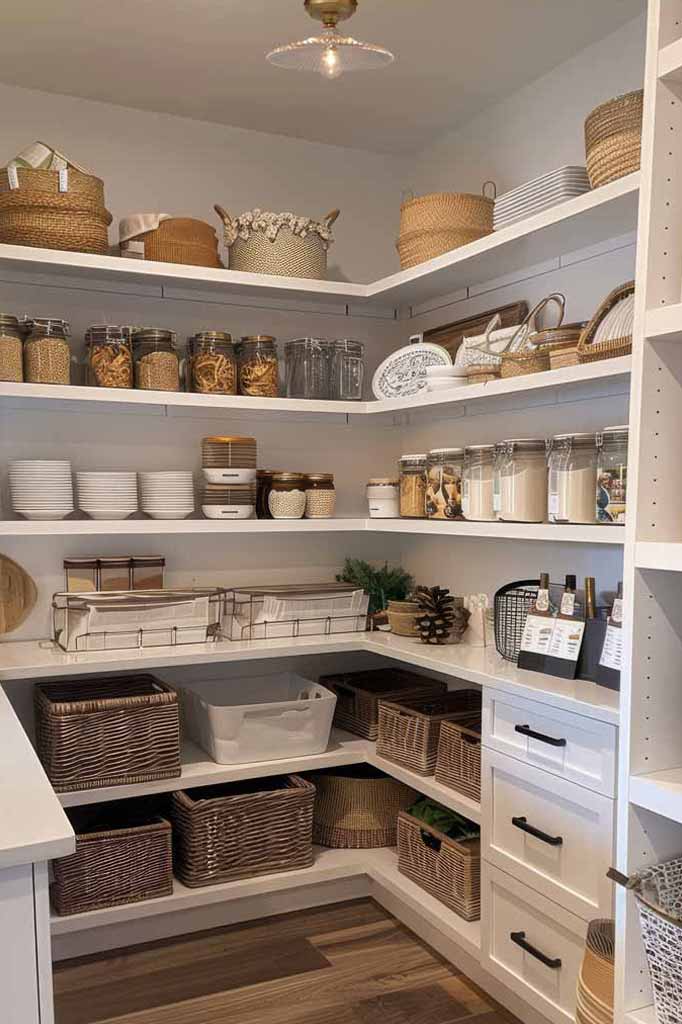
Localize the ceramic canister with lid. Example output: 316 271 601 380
547 432 599 524
497 438 548 523
305 474 336 519
426 448 464 520
597 425 628 524
367 478 400 518
268 472 307 519
462 444 496 521
399 454 428 518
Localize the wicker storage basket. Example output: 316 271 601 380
435 715 482 801
131 217 221 267
171 774 315 887
319 668 447 741
215 205 338 279
397 184 495 270
311 765 416 848
0 167 112 254
541 323 588 369
576 920 615 1024
397 810 481 920
52 801 173 916
578 281 635 363
34 675 181 793
377 689 482 775
585 90 643 189
500 347 550 378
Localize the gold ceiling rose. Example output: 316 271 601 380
266 0 395 80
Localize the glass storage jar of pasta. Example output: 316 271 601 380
0 314 24 382
236 335 279 397
399 454 427 519
85 325 133 388
188 331 236 395
133 328 181 391
597 425 628 524
425 448 464 520
24 318 72 385
547 432 599 524
462 444 496 521
497 438 547 523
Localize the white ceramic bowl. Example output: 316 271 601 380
201 505 256 520
202 468 258 485
84 510 136 520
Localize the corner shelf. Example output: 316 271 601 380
629 769 682 825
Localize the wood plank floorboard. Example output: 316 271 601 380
53 898 520 1024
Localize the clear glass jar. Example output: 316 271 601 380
330 339 364 401
236 336 279 397
547 432 599 524
268 472 307 519
597 425 628 524
425 448 464 520
256 469 279 520
305 473 336 519
399 454 428 519
492 442 506 520
285 338 333 399
462 444 496 521
0 314 23 382
497 439 547 523
133 328 181 391
85 325 133 388
188 331 236 395
24 318 71 385
367 478 400 519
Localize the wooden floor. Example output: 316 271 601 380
53 899 519 1024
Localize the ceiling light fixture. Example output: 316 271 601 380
266 0 395 81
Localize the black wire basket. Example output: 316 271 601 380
494 579 540 662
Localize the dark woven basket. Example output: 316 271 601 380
52 801 173 916
171 774 315 887
376 690 481 775
34 674 181 792
435 715 482 802
320 668 447 740
397 811 481 921
311 765 416 849
494 579 539 662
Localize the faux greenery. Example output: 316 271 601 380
335 558 414 615
407 797 480 840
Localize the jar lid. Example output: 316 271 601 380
503 438 546 452
551 432 597 447
285 337 333 349
203 435 257 444
85 325 132 344
334 339 364 353
602 425 629 434
271 472 307 481
400 453 428 462
464 444 495 452
239 335 276 343
428 447 464 457
0 314 19 330
132 557 166 567
26 317 71 336
190 331 233 344
133 327 175 343
368 478 399 485
306 473 334 482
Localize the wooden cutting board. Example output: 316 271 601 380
0 554 37 633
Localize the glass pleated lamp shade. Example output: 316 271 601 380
267 27 394 79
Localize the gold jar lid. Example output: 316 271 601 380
239 335 276 343
203 435 257 444
306 473 334 482
368 477 399 486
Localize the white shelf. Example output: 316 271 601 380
0 176 638 314
366 745 481 823
630 769 682 824
634 541 682 571
644 303 682 343
372 520 625 545
625 1006 657 1024
658 37 682 81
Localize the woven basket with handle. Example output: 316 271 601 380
215 205 338 279
577 281 635 363
311 765 416 849
397 811 481 920
584 90 643 188
0 166 112 254
397 183 496 269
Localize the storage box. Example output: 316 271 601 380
320 668 448 741
225 584 368 641
397 810 481 920
435 715 482 801
377 689 481 775
181 673 336 764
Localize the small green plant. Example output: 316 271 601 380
336 558 414 615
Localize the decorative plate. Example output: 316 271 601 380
372 342 452 400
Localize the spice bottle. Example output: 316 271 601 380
399 454 427 519
0 314 24 382
188 331 237 395
85 325 134 388
305 473 336 518
425 448 464 520
24 318 72 385
133 329 181 391
236 336 279 397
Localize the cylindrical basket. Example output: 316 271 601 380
52 801 173 916
494 579 539 662
397 810 481 920
215 206 338 279
132 217 221 267
320 668 447 741
625 857 682 1024
435 715 482 802
171 774 315 887
576 919 615 1024
376 689 482 775
500 347 550 378
311 765 416 849
0 167 112 254
34 674 181 792
397 185 495 270
584 90 643 188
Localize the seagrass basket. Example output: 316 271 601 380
397 810 481 920
311 765 416 849
34 675 181 792
131 217 221 267
376 689 481 775
52 801 173 916
0 167 112 254
171 775 315 887
397 184 496 269
585 90 643 188
541 323 588 369
578 281 635 363
576 919 615 1024
435 714 482 802
215 205 338 279
500 347 550 378
319 667 447 740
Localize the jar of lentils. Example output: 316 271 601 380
236 336 279 397
305 474 336 518
133 329 181 391
399 454 428 519
0 314 24 382
188 331 237 395
24 318 72 385
86 325 133 388
425 448 464 520
268 473 307 519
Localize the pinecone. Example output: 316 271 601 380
415 585 456 645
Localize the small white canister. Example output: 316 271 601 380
367 477 400 518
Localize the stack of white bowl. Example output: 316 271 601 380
139 471 195 520
10 460 74 520
76 472 138 520
425 364 468 393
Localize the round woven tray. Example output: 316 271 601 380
584 90 643 188
311 765 416 848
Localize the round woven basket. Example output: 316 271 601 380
134 218 221 268
311 765 417 849
500 348 550 378
397 184 495 269
0 167 111 254
584 90 643 188
576 919 614 1024
215 206 338 280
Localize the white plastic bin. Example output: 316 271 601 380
180 673 337 764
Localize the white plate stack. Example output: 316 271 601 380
493 166 591 230
76 472 139 520
425 364 468 393
139 471 195 520
10 460 74 520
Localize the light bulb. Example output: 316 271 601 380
321 45 342 79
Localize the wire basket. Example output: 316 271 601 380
494 578 540 662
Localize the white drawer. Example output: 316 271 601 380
482 747 614 921
482 690 617 797
482 861 588 1024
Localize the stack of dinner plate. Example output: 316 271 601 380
76 472 139 520
494 166 591 230
201 436 257 485
139 471 195 520
10 460 74 520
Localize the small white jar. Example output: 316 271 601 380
367 477 400 518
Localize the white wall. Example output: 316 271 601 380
0 83 410 283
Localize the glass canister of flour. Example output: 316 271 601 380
462 444 496 521
425 448 464 520
399 454 428 518
497 438 548 523
547 432 599 524
367 478 400 518
597 425 628 524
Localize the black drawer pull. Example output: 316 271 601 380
510 931 562 969
420 829 441 852
512 816 563 847
515 724 567 747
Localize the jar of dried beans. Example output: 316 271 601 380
0 314 24 382
188 331 237 395
133 328 181 392
236 335 279 398
85 325 133 389
24 318 72 385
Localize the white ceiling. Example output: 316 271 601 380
0 0 644 155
